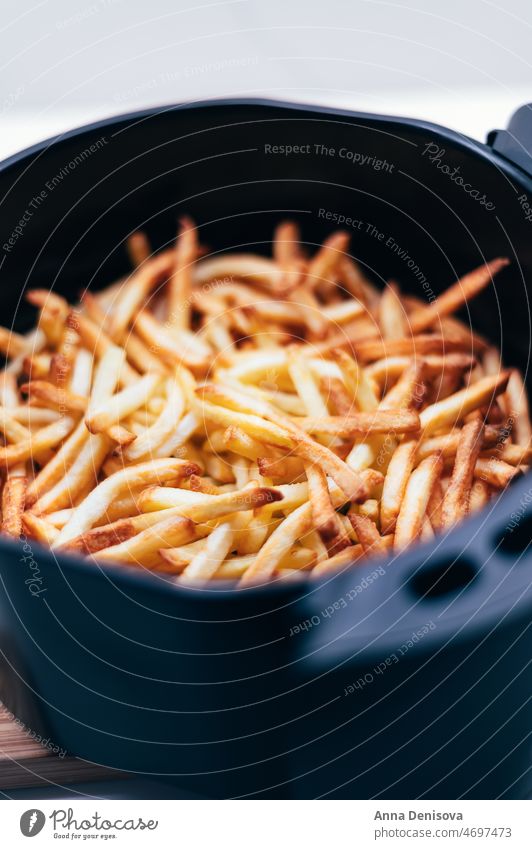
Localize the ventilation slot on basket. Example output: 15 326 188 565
497 515 532 559
409 558 477 600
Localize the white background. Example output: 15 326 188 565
1 0 532 158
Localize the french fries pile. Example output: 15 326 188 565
0 219 530 586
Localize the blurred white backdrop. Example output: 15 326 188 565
1 0 532 158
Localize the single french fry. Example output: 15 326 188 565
409 258 509 334
394 453 443 551
1 476 27 537
419 371 510 435
312 543 364 577
379 282 406 339
426 478 445 532
138 481 283 521
178 523 233 584
127 231 151 268
473 457 522 489
366 354 475 384
349 513 389 557
239 501 313 585
168 216 198 330
108 250 175 337
21 381 87 414
380 439 419 534
305 463 351 553
22 511 59 545
294 410 420 437
505 369 531 446
441 417 484 529
194 254 284 293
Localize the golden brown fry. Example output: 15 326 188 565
441 417 484 529
305 463 351 554
168 216 198 330
394 453 443 551
349 513 388 556
505 369 531 446
380 439 419 535
95 515 196 568
419 371 510 435
409 258 509 334
312 543 364 577
1 476 27 537
127 231 151 268
295 410 420 437
22 511 59 545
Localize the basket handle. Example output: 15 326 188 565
487 103 532 176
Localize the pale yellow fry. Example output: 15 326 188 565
108 250 173 337
394 453 443 551
138 482 283 521
85 373 161 434
179 523 233 584
123 378 184 461
22 511 59 546
239 501 313 585
194 254 284 292
378 282 406 339
380 439 418 534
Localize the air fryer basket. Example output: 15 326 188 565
0 100 531 800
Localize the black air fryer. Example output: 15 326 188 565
0 100 530 799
